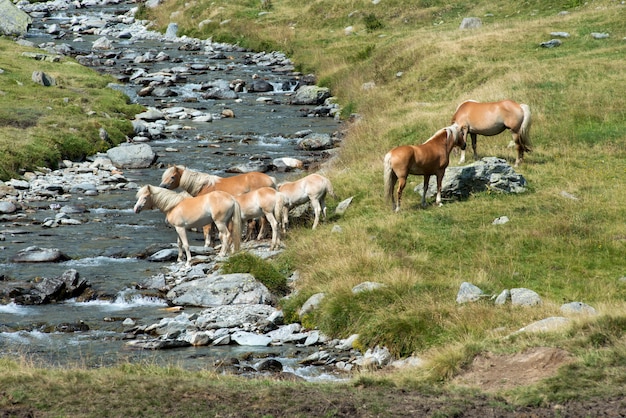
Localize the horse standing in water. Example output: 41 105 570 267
451 99 532 167
159 165 276 246
133 185 242 266
383 124 465 212
278 173 336 231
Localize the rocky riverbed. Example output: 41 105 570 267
0 0 384 381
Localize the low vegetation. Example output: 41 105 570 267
2 0 626 413
0 39 142 180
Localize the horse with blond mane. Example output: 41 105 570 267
159 165 277 196
159 165 276 246
133 185 242 266
278 173 336 231
234 187 286 250
451 99 532 166
384 124 465 212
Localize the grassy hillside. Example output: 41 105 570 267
1 0 625 411
0 39 143 180
141 0 626 401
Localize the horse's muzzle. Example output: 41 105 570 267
158 183 170 189
460 143 467 150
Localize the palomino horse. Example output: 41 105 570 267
451 99 532 166
133 185 242 265
234 187 286 250
278 173 336 231
383 124 465 212
159 165 276 246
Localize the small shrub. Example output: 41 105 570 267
363 14 383 32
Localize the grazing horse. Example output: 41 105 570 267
451 99 532 166
234 187 286 250
133 185 242 265
278 173 336 231
383 124 465 212
159 165 276 246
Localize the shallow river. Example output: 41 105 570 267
0 1 343 380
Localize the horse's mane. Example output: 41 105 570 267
178 166 220 195
138 185 190 213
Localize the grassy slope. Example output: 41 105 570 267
0 39 143 180
1 0 625 411
142 0 626 400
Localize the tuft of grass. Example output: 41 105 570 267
221 252 290 296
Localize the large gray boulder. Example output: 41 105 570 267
290 85 331 105
0 0 32 36
106 143 156 169
166 273 275 307
420 157 527 201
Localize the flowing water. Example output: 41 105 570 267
0 1 343 380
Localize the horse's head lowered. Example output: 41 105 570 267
448 123 467 151
159 165 184 189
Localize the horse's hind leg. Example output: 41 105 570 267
395 177 407 212
470 133 478 160
265 213 280 250
215 222 231 257
512 131 523 166
310 198 322 229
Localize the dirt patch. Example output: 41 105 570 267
453 346 575 392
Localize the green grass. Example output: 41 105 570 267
0 39 143 180
2 0 626 411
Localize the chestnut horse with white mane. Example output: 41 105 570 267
159 165 276 246
278 173 336 231
133 185 242 266
383 124 465 212
451 99 532 166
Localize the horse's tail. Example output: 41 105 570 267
230 200 242 252
274 191 286 229
519 104 532 153
383 152 396 204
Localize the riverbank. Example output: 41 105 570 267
2 0 626 414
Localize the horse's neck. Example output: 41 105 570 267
181 170 218 195
151 188 186 212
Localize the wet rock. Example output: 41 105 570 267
11 246 70 263
255 358 283 372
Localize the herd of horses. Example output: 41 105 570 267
133 99 531 265
384 99 532 212
133 166 335 266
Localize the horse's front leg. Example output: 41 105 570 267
435 173 443 207
421 175 431 208
395 177 407 212
471 133 478 160
175 226 192 266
